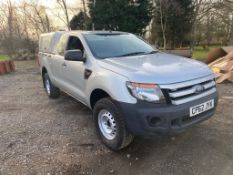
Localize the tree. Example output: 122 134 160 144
25 3 51 33
191 0 219 47
88 0 153 34
0 0 53 56
222 0 233 44
153 0 194 49
0 0 15 56
196 0 233 46
156 0 170 49
81 0 88 29
56 0 70 30
70 11 86 30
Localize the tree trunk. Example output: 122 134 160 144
64 7 70 30
57 0 70 30
7 0 14 58
229 32 233 45
159 0 167 50
81 0 87 30
62 0 70 30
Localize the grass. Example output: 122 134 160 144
192 45 221 61
0 54 10 61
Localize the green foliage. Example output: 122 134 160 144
193 48 209 61
88 0 153 34
0 54 9 61
193 45 221 61
0 37 37 57
70 11 92 30
70 12 85 30
154 0 194 48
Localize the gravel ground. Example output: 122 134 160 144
0 60 233 175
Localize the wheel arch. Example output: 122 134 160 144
41 67 48 87
90 89 111 109
42 67 47 77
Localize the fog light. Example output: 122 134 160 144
149 117 161 126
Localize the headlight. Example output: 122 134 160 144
126 82 165 103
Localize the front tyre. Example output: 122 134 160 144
43 73 60 99
93 98 134 151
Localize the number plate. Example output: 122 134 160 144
190 99 214 117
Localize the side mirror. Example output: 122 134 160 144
64 50 85 62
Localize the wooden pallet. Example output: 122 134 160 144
208 50 233 83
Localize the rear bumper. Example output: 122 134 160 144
116 91 218 136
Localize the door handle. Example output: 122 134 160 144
62 62 67 67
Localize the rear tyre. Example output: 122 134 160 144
43 73 60 99
93 97 134 151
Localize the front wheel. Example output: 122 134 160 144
93 97 134 151
43 73 60 99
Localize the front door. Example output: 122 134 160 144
62 36 87 103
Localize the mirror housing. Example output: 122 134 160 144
64 50 85 62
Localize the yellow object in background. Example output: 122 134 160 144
212 67 220 74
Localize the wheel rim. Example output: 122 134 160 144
98 109 117 140
45 79 51 95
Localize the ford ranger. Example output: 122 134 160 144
39 31 218 151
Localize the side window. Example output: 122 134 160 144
39 35 52 53
66 36 84 53
55 35 68 56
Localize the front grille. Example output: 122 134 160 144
160 75 216 105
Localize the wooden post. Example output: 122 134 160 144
229 32 233 45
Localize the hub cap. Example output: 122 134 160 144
98 109 117 140
45 79 51 95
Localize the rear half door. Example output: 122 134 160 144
51 34 69 90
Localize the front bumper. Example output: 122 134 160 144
116 92 218 136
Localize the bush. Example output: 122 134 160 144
0 37 38 58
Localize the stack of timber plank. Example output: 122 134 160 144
206 46 233 83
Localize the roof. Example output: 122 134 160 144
87 31 127 34
40 30 128 37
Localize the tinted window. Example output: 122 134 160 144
66 36 84 53
39 35 52 53
84 34 156 59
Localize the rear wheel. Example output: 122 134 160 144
43 73 60 99
93 97 134 151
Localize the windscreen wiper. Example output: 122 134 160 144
116 52 146 57
146 50 159 54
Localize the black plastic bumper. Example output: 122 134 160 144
115 92 218 136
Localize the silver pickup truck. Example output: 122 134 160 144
39 31 218 151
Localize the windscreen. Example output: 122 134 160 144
84 33 156 59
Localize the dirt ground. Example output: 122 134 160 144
0 60 233 175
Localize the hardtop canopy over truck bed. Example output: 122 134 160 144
39 31 218 151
